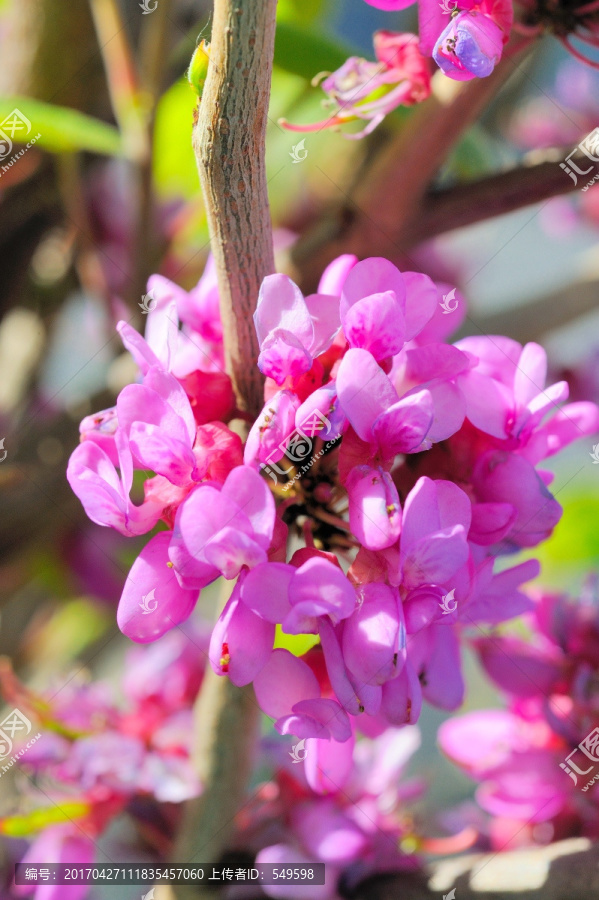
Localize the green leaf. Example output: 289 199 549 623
153 79 199 198
277 0 328 25
0 97 122 156
274 21 358 82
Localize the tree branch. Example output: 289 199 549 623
193 0 276 415
411 149 582 244
292 42 531 290
166 3 277 896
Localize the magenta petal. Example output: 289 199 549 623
278 698 352 742
209 583 274 686
372 389 433 454
304 292 341 355
318 618 364 716
469 502 517 546
472 450 562 547
343 583 404 685
316 253 357 295
221 465 276 548
117 533 198 643
340 258 406 319
342 290 406 360
336 348 398 442
402 271 438 340
117 320 161 374
294 798 368 862
204 526 267 578
347 465 401 551
476 636 562 698
514 342 547 408
438 710 522 777
457 370 512 438
253 649 320 719
304 733 356 795
254 273 313 347
420 625 464 710
402 526 469 590
381 658 422 725
288 558 356 628
258 330 313 384
240 562 294 623
403 585 444 634
128 423 198 485
466 559 538 624
244 390 300 467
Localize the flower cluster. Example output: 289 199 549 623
0 629 205 897
439 578 599 847
66 253 599 763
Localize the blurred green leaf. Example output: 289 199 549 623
274 21 357 82
277 0 328 25
0 97 122 155
153 79 199 198
530 490 599 589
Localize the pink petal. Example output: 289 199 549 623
372 389 434 454
346 465 401 551
254 274 313 347
340 258 406 319
240 562 294 623
117 532 198 642
304 733 356 795
253 649 320 719
402 271 438 340
209 584 274 686
342 583 405 685
336 348 398 442
342 291 406 360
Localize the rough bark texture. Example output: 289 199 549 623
165 4 277 897
192 0 277 416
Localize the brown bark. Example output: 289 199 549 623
192 0 277 415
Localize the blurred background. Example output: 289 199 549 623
0 0 598 892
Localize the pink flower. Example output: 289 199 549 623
254 274 340 385
169 464 276 589
67 429 163 537
280 32 430 138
